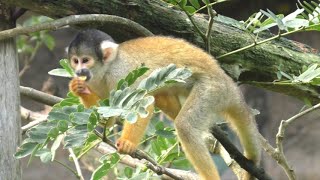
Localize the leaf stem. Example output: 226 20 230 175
54 159 79 178
217 22 320 59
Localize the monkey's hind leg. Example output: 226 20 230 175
224 102 261 180
174 86 221 180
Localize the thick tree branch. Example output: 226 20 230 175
0 14 153 40
3 0 320 102
20 86 63 106
211 125 272 180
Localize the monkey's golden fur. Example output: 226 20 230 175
69 36 261 180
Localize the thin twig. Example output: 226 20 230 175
20 106 47 134
275 102 320 180
173 0 206 41
204 1 216 52
19 41 41 77
94 129 182 179
68 148 85 180
216 24 319 59
0 14 153 41
256 103 320 180
54 159 79 178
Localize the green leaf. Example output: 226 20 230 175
155 129 175 138
47 111 69 121
37 149 53 163
71 112 91 125
14 142 39 159
43 34 55 50
179 0 187 7
87 112 98 131
138 64 192 92
48 68 73 78
284 18 309 28
91 153 120 180
184 6 196 14
48 127 59 138
260 9 286 31
125 112 138 123
117 65 149 90
189 0 200 9
76 133 101 158
53 59 75 77
64 125 88 148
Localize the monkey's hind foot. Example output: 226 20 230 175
116 138 137 154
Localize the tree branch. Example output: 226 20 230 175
211 125 272 180
20 86 63 106
0 14 153 41
20 106 47 134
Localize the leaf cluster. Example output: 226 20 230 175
242 0 320 34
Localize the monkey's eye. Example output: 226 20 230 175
73 58 79 64
82 58 89 63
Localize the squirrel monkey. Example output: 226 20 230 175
68 29 261 180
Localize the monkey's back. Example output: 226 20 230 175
118 36 225 77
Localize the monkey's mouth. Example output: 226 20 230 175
76 68 92 81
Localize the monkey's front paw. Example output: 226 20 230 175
116 138 137 154
69 77 91 96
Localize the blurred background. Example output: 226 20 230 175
19 0 320 179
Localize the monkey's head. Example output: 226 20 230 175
67 29 118 82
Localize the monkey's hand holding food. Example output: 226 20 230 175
69 76 92 96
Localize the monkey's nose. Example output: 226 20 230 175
76 68 91 81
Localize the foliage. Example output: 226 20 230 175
242 0 320 33
17 16 55 55
164 0 228 15
16 63 192 179
277 64 320 85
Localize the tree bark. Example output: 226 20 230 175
0 4 22 180
2 0 320 103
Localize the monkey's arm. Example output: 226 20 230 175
69 77 100 108
116 105 154 154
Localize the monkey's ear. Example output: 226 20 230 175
101 41 119 63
